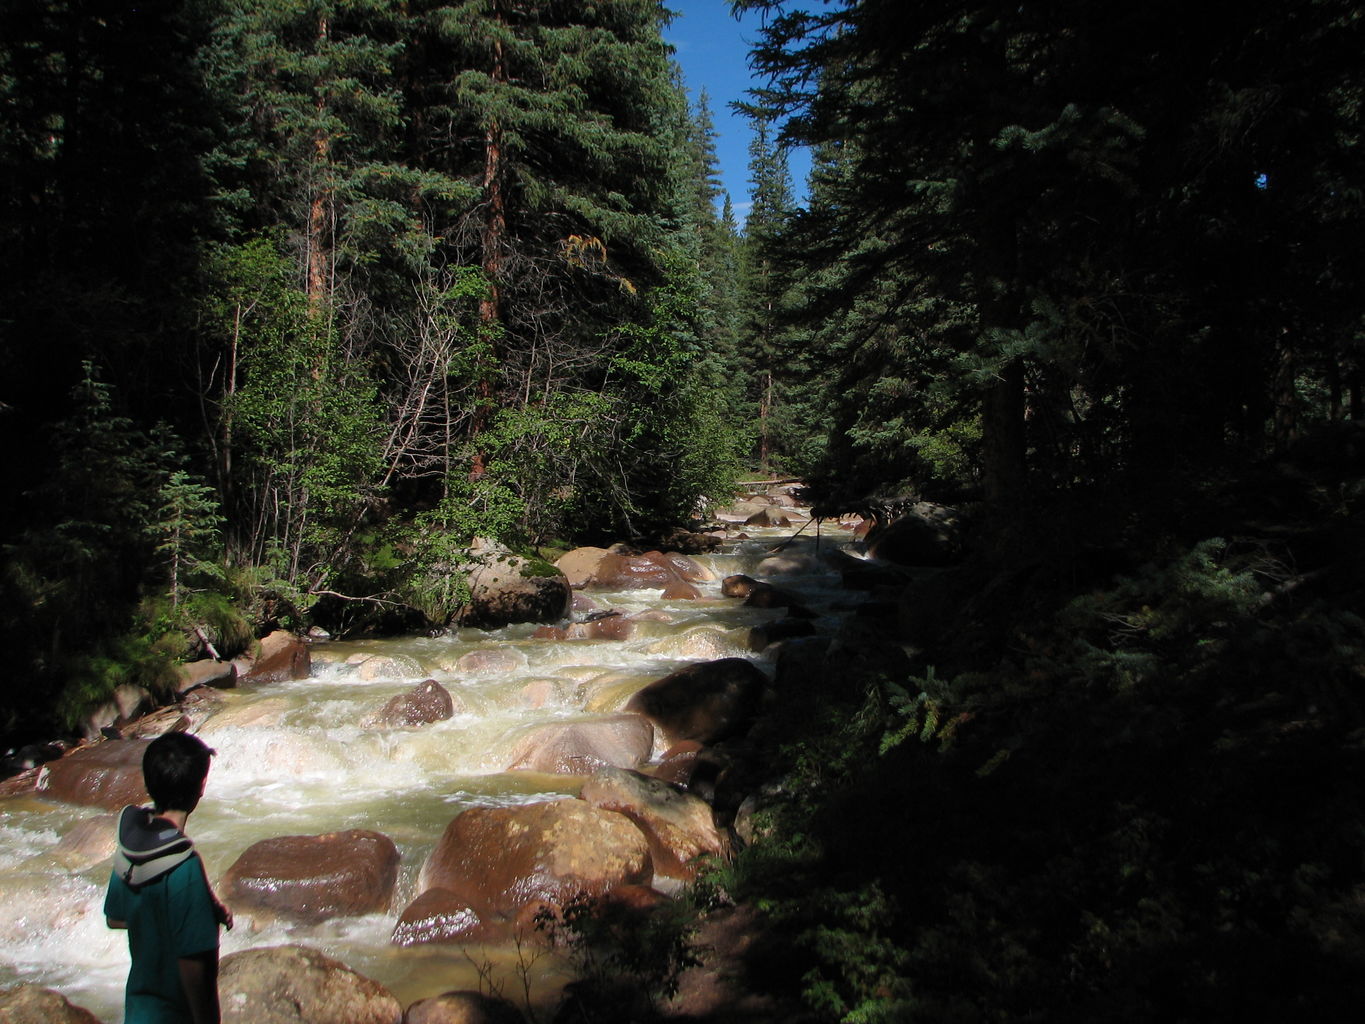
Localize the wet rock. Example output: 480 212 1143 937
580 767 729 880
643 551 713 583
219 944 402 1024
648 740 703 787
743 507 791 528
221 829 400 923
36 739 149 810
555 546 611 588
351 653 424 681
0 984 102 1023
403 990 527 1024
624 658 769 747
175 658 237 695
505 715 654 775
660 579 701 600
363 679 458 728
51 813 117 871
647 627 742 661
391 889 499 947
590 552 679 589
721 574 761 598
418 800 651 923
462 539 572 630
455 648 528 674
241 630 311 685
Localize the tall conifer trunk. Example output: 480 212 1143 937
472 5 508 455
307 13 332 313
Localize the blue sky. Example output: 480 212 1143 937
663 1 812 220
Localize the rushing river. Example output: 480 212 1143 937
0 520 854 1021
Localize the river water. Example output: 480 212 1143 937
0 521 854 1021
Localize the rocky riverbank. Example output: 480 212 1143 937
1 485 950 1023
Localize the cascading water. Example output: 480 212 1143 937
0 525 852 1021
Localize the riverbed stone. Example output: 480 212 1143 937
661 579 701 600
175 658 237 695
0 984 102 1023
219 944 402 1024
456 648 529 674
403 990 526 1024
417 800 652 923
865 503 962 566
643 550 713 583
624 658 769 748
391 889 500 947
221 829 400 923
242 630 311 684
591 552 679 589
721 574 761 598
743 507 792 527
51 813 117 870
36 739 149 810
504 715 654 775
580 766 729 880
555 546 611 588
461 538 572 629
363 679 458 728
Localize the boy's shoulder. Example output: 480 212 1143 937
112 805 197 890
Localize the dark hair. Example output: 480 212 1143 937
142 732 215 812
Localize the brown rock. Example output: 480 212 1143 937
590 553 678 589
404 990 526 1024
743 508 791 527
364 679 457 728
721 574 761 598
455 649 527 674
242 630 311 684
565 614 634 641
580 767 729 880
0 984 103 1023
221 829 400 923
175 658 237 695
555 547 611 588
504 715 654 775
660 579 701 600
391 889 500 947
36 739 149 810
51 813 117 870
219 944 402 1024
624 659 769 747
418 800 651 920
643 551 713 583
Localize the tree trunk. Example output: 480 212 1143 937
307 13 332 313
472 13 508 447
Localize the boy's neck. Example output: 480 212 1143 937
153 809 191 832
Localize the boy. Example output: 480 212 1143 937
105 732 232 1024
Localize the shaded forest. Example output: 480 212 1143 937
3 0 1365 1019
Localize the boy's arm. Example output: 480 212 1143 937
178 949 221 1024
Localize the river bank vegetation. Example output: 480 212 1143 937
3 1 1365 1020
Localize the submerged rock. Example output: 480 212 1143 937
0 984 102 1023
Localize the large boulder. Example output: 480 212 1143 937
624 658 769 747
643 551 713 583
417 800 651 923
555 546 611 588
504 715 654 775
221 829 401 923
743 507 792 528
404 990 526 1024
362 679 458 728
36 739 149 810
0 984 102 1023
580 767 729 880
590 552 679 590
461 538 571 630
865 503 962 566
219 944 402 1024
241 630 312 685
175 658 237 695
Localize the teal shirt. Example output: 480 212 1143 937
104 853 220 1023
